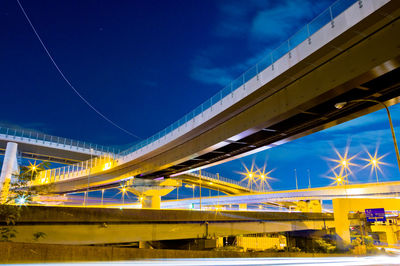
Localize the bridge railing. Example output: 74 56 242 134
187 171 263 192
33 153 116 185
118 0 358 156
0 126 120 154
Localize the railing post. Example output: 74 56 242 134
270 53 274 70
329 6 334 28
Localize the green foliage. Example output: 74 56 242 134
0 227 16 242
0 160 51 241
314 239 337 253
33 231 47 241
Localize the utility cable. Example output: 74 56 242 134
16 0 141 140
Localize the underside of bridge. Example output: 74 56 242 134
144 7 400 179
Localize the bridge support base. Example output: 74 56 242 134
0 142 18 203
142 195 161 209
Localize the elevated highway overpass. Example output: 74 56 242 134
8 0 400 193
0 126 118 164
7 206 334 245
158 181 400 209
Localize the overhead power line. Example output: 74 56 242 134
16 0 141 140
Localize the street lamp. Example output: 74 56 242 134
335 99 400 173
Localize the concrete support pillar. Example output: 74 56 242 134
142 195 161 209
332 198 352 247
0 142 18 203
332 198 400 249
239 203 247 211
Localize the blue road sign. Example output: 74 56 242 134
365 208 386 222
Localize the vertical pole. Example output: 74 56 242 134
294 169 298 190
307 169 311 189
217 173 220 208
383 105 400 173
199 170 202 210
101 189 104 206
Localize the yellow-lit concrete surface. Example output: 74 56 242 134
236 235 286 251
10 220 333 245
1 242 384 264
332 198 400 246
2 206 333 245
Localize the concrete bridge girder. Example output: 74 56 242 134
9 220 334 245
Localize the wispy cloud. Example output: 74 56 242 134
189 54 234 86
190 0 334 86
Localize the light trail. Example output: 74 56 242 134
5 256 400 265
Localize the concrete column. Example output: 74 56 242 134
332 198 400 249
0 142 18 203
332 198 351 248
142 195 161 209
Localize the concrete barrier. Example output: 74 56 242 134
0 242 350 263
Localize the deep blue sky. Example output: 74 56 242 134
1 0 399 194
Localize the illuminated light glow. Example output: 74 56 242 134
362 146 389 182
15 195 28 206
326 143 359 184
328 168 346 186
103 162 112 171
28 161 40 173
255 165 275 191
237 159 258 189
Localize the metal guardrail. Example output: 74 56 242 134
118 0 358 156
34 153 116 185
32 0 361 185
0 126 120 154
187 171 264 192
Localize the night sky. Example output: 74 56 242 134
1 0 399 197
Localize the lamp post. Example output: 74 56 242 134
335 99 400 173
86 148 94 206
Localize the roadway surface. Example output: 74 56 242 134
4 256 400 265
155 181 400 209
